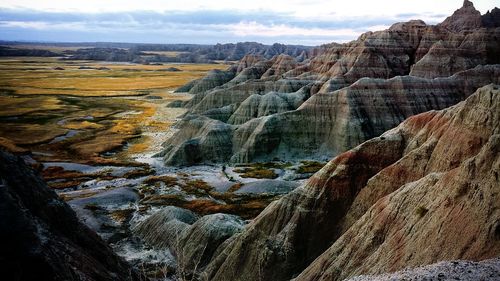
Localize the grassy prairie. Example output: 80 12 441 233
0 57 227 96
1 44 87 54
0 57 226 164
141 51 188 57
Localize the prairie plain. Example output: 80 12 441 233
0 56 227 166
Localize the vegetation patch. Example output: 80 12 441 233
110 209 135 224
48 180 84 190
143 175 178 187
227 182 244 193
123 168 154 179
415 206 429 218
233 162 293 179
180 179 213 196
233 167 277 179
0 57 223 164
296 160 326 174
84 203 104 211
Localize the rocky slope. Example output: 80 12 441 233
346 258 500 281
132 207 244 279
162 0 500 166
0 149 141 280
198 84 500 280
162 65 500 165
438 0 482 32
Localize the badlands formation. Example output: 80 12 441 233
1 1 499 281
161 0 500 166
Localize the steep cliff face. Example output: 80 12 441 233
296 84 500 281
162 65 500 165
200 84 500 281
158 115 234 165
409 28 500 78
0 149 141 281
162 1 500 166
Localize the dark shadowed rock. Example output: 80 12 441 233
482 7 500 28
159 67 182 72
0 149 141 281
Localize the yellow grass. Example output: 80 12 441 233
0 95 62 117
62 121 104 130
141 51 188 57
0 57 220 164
0 57 228 96
1 44 86 54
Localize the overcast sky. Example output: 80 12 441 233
0 0 497 45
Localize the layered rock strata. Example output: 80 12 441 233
162 1 500 166
199 84 500 280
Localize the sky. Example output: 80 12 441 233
0 0 497 46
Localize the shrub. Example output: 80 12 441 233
181 179 213 195
415 206 429 218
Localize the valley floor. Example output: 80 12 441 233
0 56 317 278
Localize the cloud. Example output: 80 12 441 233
0 7 450 45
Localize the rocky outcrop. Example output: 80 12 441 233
0 46 59 57
158 115 234 165
234 180 300 195
187 69 236 95
163 65 500 165
200 84 500 280
482 7 500 28
176 214 244 277
164 1 500 166
261 54 298 79
132 206 198 249
227 89 308 125
133 209 244 278
201 42 312 61
59 42 311 63
409 28 500 78
438 0 482 32
346 258 500 281
0 149 141 281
